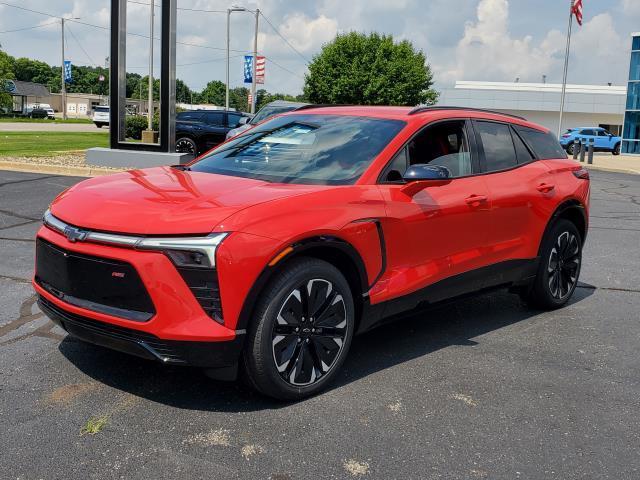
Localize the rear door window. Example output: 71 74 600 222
514 126 567 160
177 112 204 121
474 121 517 172
203 112 225 126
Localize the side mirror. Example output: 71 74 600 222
239 117 249 125
401 164 451 196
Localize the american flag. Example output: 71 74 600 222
255 56 265 84
572 0 583 26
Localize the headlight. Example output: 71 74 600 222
43 209 227 268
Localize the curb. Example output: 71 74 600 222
585 164 640 176
0 160 124 177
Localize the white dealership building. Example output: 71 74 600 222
437 81 627 136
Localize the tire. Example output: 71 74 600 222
566 143 575 156
523 219 582 310
175 137 198 155
242 257 355 401
612 143 621 156
95 123 102 128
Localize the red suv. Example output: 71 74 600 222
34 106 590 400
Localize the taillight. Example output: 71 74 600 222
561 134 571 138
572 167 589 180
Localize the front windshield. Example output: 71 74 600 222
250 105 299 125
191 114 406 185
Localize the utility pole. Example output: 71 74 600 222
148 0 154 130
61 18 66 120
251 9 259 114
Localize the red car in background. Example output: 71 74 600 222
34 106 590 400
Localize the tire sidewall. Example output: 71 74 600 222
245 258 355 400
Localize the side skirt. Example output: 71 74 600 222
358 258 539 334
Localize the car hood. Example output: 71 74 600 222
50 166 323 235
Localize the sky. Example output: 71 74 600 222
0 0 639 95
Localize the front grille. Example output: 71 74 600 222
175 266 223 323
39 295 186 364
35 238 155 322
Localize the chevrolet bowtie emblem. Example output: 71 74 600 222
63 225 88 243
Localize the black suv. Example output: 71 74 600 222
175 110 251 155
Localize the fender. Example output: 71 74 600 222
539 199 588 255
234 234 374 332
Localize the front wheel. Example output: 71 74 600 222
612 143 621 155
243 258 355 400
523 219 582 309
566 143 576 156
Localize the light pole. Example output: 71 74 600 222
226 6 247 110
148 0 155 130
60 16 80 120
251 9 259 114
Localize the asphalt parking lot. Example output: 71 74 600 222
1 169 639 479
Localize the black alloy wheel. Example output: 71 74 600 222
547 231 581 300
175 137 198 155
271 278 348 386
523 218 582 309
242 258 354 400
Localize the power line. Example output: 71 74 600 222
259 12 311 65
262 55 305 80
66 24 99 67
0 20 58 34
128 0 226 13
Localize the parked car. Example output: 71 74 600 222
25 103 54 119
560 127 621 155
92 105 110 128
34 106 590 400
175 110 252 155
29 108 49 119
226 100 310 140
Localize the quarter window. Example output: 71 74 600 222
475 121 517 172
515 126 567 160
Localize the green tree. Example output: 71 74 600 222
229 86 249 112
13 57 54 86
199 80 225 106
0 48 15 110
304 32 438 106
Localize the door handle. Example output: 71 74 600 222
465 194 488 206
536 183 555 193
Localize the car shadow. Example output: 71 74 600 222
58 285 595 411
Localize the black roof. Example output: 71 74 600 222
5 80 50 97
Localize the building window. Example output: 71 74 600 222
626 82 640 110
630 52 640 81
633 36 640 51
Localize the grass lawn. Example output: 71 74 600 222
0 131 109 157
0 117 93 124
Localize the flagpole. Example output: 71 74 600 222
558 0 574 138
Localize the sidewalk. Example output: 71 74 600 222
582 153 640 175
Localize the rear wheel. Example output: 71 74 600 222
523 219 582 309
243 258 355 400
175 137 198 155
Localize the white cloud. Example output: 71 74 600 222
258 13 337 56
439 0 563 84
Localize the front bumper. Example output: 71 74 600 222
39 294 244 368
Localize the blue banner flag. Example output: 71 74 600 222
244 55 253 84
64 60 73 83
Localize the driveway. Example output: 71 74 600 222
1 169 639 479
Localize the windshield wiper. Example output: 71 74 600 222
171 164 191 171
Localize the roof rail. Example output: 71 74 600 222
408 105 526 121
295 104 354 111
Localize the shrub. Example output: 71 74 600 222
125 115 148 140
